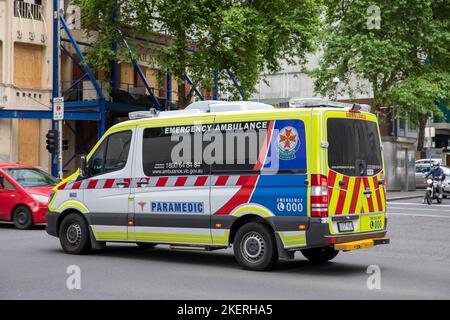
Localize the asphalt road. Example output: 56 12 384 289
1 197 450 300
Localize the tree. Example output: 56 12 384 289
312 0 449 151
388 71 450 153
75 0 321 108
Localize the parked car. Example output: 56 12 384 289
416 158 441 165
0 164 58 229
415 164 432 188
440 166 450 197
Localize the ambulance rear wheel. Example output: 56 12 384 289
233 222 278 271
301 246 339 263
59 213 91 254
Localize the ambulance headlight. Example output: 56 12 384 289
427 179 433 184
31 194 50 204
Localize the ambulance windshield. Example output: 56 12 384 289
327 118 382 176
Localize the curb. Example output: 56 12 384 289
387 195 423 202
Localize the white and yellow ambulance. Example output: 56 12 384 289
46 99 389 271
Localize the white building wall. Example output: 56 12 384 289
251 52 373 101
0 0 53 170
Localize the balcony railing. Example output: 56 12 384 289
14 1 43 21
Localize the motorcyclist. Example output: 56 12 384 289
425 161 445 200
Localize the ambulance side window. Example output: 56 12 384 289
87 131 132 177
142 127 210 176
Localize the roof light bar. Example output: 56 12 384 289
128 108 159 120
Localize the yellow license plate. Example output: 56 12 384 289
360 214 385 232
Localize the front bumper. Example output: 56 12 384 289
32 204 48 224
45 210 58 237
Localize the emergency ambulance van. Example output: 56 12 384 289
46 99 389 271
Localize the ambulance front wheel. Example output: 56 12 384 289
301 246 339 263
233 222 278 271
59 213 91 254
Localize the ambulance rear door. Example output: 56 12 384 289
325 111 386 234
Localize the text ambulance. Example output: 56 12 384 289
46 99 389 271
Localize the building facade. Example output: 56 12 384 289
0 1 212 176
0 0 53 170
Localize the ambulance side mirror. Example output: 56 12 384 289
80 155 88 179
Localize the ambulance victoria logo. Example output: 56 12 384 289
277 126 300 160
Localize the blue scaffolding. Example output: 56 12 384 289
0 0 243 177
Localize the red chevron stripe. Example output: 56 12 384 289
156 177 168 187
87 179 98 189
103 179 115 189
58 182 67 190
362 177 374 212
194 176 208 186
71 181 82 190
373 176 383 211
215 176 229 186
334 176 349 214
327 170 337 200
348 177 361 213
214 175 258 215
175 176 187 187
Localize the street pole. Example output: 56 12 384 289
53 0 63 178
429 117 432 162
57 4 63 179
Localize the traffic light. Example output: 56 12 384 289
45 129 58 153
62 139 69 151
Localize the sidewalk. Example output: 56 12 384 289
386 190 424 201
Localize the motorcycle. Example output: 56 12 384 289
424 177 443 205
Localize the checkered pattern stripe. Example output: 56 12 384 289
58 175 256 190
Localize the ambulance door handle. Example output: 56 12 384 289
304 180 309 186
338 180 346 186
137 181 149 186
363 190 372 195
116 182 129 187
378 180 383 185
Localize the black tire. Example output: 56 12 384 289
233 222 278 271
13 206 33 230
426 190 432 205
59 213 91 254
136 242 157 249
301 246 339 263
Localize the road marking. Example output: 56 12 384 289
388 212 450 219
387 202 450 208
387 206 450 212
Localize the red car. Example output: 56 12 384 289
0 164 59 229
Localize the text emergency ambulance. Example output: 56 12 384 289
46 99 389 271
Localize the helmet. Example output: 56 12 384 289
432 160 440 167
